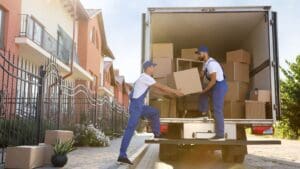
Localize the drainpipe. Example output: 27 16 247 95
63 0 76 79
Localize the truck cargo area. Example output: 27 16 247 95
150 11 271 93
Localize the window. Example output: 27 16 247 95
0 8 6 49
33 21 43 45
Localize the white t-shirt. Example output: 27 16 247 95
203 57 224 81
132 73 156 99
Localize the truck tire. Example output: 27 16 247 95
159 144 178 161
159 124 181 161
222 125 247 163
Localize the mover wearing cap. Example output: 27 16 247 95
196 45 228 140
117 61 184 165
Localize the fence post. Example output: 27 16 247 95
57 76 62 129
36 65 46 144
94 92 97 126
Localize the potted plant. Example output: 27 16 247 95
51 139 75 167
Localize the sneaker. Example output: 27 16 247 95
154 134 164 138
209 135 225 140
117 157 133 165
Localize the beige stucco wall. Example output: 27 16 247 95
21 0 77 42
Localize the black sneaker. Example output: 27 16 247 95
117 157 133 165
154 134 164 138
209 135 225 140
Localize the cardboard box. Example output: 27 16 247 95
250 90 271 102
224 101 245 119
225 81 249 101
39 143 54 165
5 146 44 169
223 62 249 83
44 130 74 145
181 48 199 60
153 57 173 78
245 100 266 119
173 68 202 95
150 98 176 118
226 49 251 64
152 43 173 58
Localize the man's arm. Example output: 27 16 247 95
202 72 216 93
152 83 184 97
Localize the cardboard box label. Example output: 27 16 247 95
173 68 202 95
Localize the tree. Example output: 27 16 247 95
278 55 300 139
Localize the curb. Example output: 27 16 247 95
118 144 149 169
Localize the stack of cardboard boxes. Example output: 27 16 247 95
150 43 177 117
245 90 271 119
150 44 203 117
223 49 251 118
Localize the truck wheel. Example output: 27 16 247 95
222 125 248 163
159 124 181 161
222 145 246 163
159 144 178 161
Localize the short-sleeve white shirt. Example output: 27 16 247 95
132 73 156 99
203 57 224 81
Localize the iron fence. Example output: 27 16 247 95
0 50 128 164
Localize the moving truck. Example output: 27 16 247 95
142 6 281 163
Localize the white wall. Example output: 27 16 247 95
21 0 77 42
242 17 271 90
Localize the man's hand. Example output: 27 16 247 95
174 89 184 97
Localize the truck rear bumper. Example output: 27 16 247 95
145 138 281 145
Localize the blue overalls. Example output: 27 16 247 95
199 59 228 137
119 87 160 158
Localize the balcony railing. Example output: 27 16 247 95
19 14 79 65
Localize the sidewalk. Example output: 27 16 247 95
39 133 152 169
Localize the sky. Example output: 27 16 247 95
80 0 300 83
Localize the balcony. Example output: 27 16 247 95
15 14 93 81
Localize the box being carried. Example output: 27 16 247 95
173 68 202 95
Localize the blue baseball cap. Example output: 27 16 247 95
143 60 157 70
195 45 209 54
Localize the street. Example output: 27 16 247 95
135 136 300 169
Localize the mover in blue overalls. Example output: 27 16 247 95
196 45 228 140
118 61 184 165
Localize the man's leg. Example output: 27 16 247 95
199 92 210 115
119 106 141 158
142 105 160 136
212 82 227 137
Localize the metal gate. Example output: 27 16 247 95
0 50 128 164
